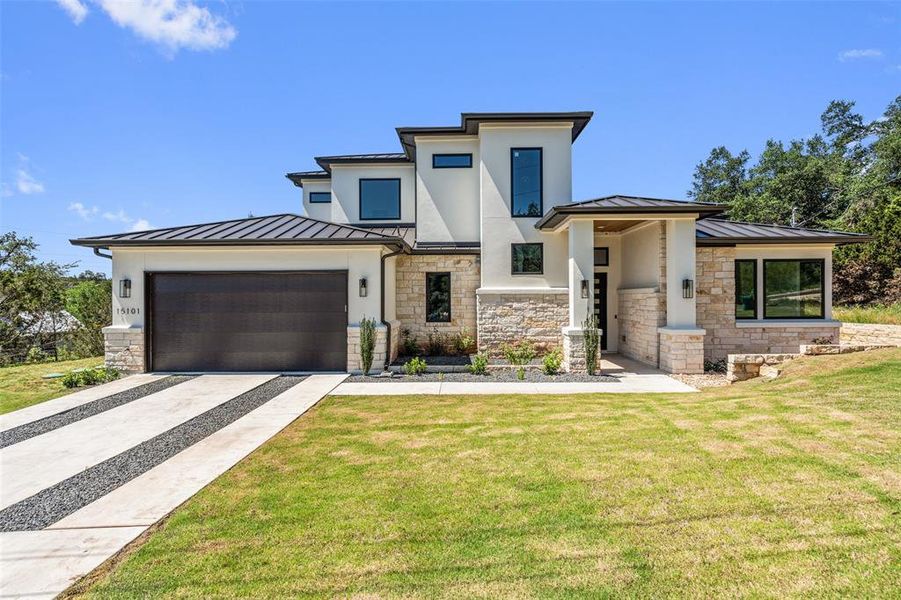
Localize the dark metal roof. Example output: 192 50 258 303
536 195 726 229
696 218 871 246
354 224 417 247
397 111 594 159
70 214 410 250
285 170 330 188
314 152 411 172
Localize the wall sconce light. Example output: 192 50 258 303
359 277 368 298
580 279 589 299
682 278 694 299
119 278 131 299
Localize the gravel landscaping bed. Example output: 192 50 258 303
0 375 305 532
669 373 729 389
391 355 472 366
0 375 196 449
346 371 619 383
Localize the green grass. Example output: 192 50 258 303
833 302 901 325
73 349 901 598
0 357 103 415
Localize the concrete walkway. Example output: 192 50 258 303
0 374 346 600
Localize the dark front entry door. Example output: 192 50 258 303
593 273 608 351
148 272 347 372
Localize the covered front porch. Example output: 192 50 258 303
536 196 724 374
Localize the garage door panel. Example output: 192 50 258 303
150 272 347 372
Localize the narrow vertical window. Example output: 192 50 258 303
511 148 542 217
426 272 451 323
735 260 757 319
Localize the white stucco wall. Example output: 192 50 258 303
109 246 387 329
301 180 333 221
415 137 480 243
329 164 415 224
478 124 573 289
620 222 661 289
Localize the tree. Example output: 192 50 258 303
66 278 111 357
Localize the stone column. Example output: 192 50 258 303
563 220 601 373
659 218 705 373
103 326 145 373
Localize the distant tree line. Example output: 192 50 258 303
0 232 111 365
689 96 901 306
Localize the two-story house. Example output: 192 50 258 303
72 111 869 374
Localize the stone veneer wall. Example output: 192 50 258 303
840 322 901 346
696 247 841 361
394 254 480 346
103 326 145 373
617 288 666 366
658 329 705 374
477 292 568 357
346 325 389 374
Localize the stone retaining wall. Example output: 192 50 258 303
476 291 568 357
727 343 893 382
840 322 901 346
103 326 145 373
618 288 665 367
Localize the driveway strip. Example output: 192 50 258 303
0 376 196 449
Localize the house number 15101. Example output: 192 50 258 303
117 307 140 315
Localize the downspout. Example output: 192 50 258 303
380 243 405 371
93 247 112 260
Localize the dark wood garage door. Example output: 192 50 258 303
148 272 347 372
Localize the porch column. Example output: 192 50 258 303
563 220 599 373
659 218 705 373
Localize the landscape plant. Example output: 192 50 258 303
469 352 489 375
403 356 427 376
582 312 601 375
358 317 377 375
501 340 536 368
452 328 476 355
61 365 120 389
542 347 563 375
400 328 419 356
426 328 448 356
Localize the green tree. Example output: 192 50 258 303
66 278 111 357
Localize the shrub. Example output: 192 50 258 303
404 356 427 376
359 317 377 375
62 365 120 388
26 346 48 364
704 358 727 374
501 340 536 366
542 348 563 375
61 371 81 388
426 328 448 356
582 311 601 376
78 367 102 386
453 329 476 355
812 335 835 345
516 366 526 380
469 352 489 375
400 328 419 356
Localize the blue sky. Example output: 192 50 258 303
2 1 899 275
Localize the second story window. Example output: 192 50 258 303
511 148 542 217
432 154 472 168
309 192 331 203
359 178 401 220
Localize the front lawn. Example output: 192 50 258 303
74 349 900 598
0 357 103 415
833 302 901 325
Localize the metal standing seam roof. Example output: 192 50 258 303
314 152 411 172
536 195 726 229
69 214 411 249
285 170 330 187
696 218 871 245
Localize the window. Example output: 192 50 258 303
511 148 542 217
309 192 331 204
594 247 609 267
763 259 825 319
426 272 451 322
511 243 543 275
359 178 401 220
735 260 757 319
432 153 472 168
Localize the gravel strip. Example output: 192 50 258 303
669 373 729 389
0 376 196 449
346 371 619 383
0 375 305 532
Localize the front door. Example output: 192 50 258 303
593 273 608 351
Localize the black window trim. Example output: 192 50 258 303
511 242 544 275
510 147 543 218
425 271 452 323
762 258 826 320
432 153 473 169
358 177 401 221
594 247 610 267
734 259 757 320
308 191 332 204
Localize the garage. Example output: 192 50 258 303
148 271 347 372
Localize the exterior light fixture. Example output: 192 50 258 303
359 277 368 297
119 278 132 299
580 279 589 299
682 278 694 299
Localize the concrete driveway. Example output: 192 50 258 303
0 372 346 600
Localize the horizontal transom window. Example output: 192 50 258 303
309 192 331 203
432 154 472 169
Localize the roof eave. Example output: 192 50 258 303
69 237 410 252
535 205 726 230
696 235 872 247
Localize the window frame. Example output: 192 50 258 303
308 191 332 204
734 259 757 320
358 178 401 221
511 243 544 275
510 147 543 218
594 247 610 267
432 153 472 169
425 272 452 323
762 258 826 320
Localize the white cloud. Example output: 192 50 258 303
55 0 89 24
838 48 884 62
101 208 154 231
16 169 44 195
129 219 154 232
68 202 99 220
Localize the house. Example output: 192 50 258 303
71 111 869 374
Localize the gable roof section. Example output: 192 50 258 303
536 195 726 229
69 214 410 250
696 218 871 246
397 111 594 159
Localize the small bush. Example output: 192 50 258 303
359 317 377 375
400 328 419 356
453 329 476 355
501 340 536 366
404 356 427 376
812 335 835 345
469 352 489 375
426 328 448 356
516 366 526 380
704 358 727 374
61 371 81 388
26 346 48 364
582 311 601 375
542 348 563 375
61 366 121 389
78 367 102 386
